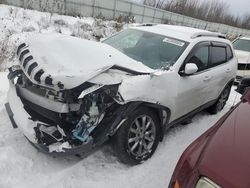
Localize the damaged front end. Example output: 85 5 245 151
5 66 138 156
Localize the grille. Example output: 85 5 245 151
19 49 30 62
17 43 26 55
17 43 49 86
34 70 45 82
16 43 64 88
238 63 250 70
23 55 33 68
27 62 38 75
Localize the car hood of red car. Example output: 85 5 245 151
198 99 250 187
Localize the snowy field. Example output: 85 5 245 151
0 4 242 188
0 71 241 188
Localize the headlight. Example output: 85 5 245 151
195 177 220 188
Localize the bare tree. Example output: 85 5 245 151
242 13 250 29
143 0 250 30
143 0 156 6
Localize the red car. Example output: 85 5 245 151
169 77 250 188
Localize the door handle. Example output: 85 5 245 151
203 76 211 81
226 68 231 73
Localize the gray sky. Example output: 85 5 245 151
132 0 250 17
227 0 250 17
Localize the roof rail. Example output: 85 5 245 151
191 32 226 39
134 23 158 27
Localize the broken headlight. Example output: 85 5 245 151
72 84 119 143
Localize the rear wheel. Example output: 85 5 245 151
112 107 160 165
207 85 231 114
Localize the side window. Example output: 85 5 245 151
226 45 233 60
210 46 227 66
189 46 209 72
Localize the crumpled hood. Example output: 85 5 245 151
198 101 250 187
21 33 153 89
235 49 250 64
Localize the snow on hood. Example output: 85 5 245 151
24 33 153 89
235 49 250 64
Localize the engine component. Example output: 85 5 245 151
35 123 65 145
72 101 104 142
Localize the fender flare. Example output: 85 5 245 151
140 102 171 141
217 78 234 100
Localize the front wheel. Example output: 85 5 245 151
207 85 231 114
112 107 160 165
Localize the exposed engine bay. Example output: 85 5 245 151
10 67 125 153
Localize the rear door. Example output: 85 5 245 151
204 42 234 103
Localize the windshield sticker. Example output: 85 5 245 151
163 38 185 47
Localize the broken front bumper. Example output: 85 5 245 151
5 80 93 156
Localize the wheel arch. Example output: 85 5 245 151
219 78 234 98
140 102 171 141
227 78 234 88
104 101 171 142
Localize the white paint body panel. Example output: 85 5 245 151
235 50 250 64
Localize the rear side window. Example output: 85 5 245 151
226 45 233 60
210 46 227 66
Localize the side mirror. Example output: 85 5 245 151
183 63 198 75
236 77 250 94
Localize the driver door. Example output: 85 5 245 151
174 42 211 119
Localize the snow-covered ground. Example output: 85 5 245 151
0 70 241 188
0 4 125 71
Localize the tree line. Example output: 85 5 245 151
143 0 250 30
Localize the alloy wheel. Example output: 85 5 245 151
216 88 229 111
127 115 156 159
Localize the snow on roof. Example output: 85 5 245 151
133 24 221 42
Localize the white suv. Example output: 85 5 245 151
233 37 250 83
5 24 237 165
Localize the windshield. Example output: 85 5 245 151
233 39 250 52
104 29 188 69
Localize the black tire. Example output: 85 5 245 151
112 107 160 165
207 85 231 114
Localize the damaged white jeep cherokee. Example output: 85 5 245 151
5 24 237 165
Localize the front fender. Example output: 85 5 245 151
93 101 171 145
